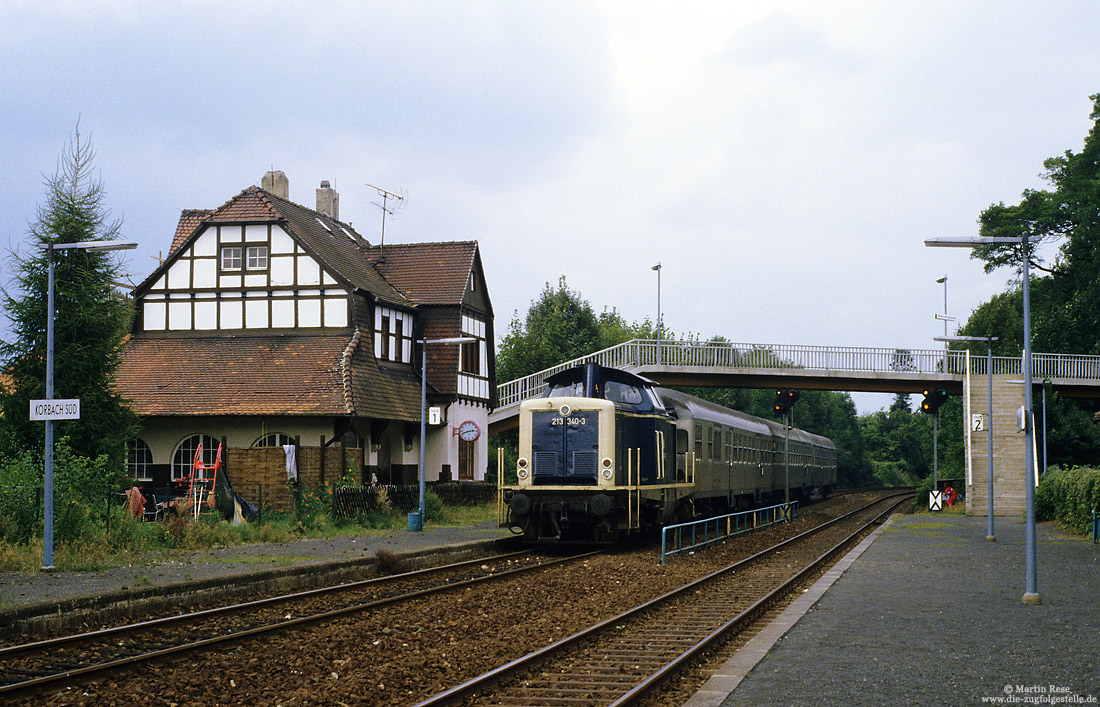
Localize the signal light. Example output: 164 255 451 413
920 388 949 414
773 389 800 416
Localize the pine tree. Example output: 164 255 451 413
0 130 139 467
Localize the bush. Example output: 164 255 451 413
424 489 444 521
0 452 42 544
1036 466 1100 532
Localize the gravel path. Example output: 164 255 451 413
0 523 514 612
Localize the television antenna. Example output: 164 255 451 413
364 183 405 256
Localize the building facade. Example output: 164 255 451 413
116 171 495 492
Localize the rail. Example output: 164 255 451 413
497 339 1100 408
660 501 797 564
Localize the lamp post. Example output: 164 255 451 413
410 336 475 532
41 239 137 570
651 263 661 363
934 276 955 358
926 235 1039 604
937 335 998 542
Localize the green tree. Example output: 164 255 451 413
858 394 933 485
496 276 653 382
496 277 601 382
972 93 1100 355
957 94 1100 470
0 130 139 467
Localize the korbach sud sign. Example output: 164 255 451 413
29 399 81 421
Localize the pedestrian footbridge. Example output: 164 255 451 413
489 339 1100 516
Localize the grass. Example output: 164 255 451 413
0 502 499 573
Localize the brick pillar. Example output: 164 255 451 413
966 373 1031 516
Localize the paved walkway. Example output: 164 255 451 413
687 514 1100 707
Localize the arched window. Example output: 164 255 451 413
172 434 219 480
127 438 153 482
253 433 293 448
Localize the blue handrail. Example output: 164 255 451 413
660 501 798 564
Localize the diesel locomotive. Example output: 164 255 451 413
500 363 837 542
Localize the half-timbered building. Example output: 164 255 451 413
115 171 495 493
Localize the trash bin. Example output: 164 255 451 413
407 510 423 532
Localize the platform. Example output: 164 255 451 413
686 514 1100 706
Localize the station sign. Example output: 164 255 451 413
29 399 81 421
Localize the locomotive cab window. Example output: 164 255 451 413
604 381 643 406
545 381 585 397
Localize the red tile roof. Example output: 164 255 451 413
117 332 420 420
170 209 212 254
208 186 281 223
366 241 477 305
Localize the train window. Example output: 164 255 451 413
694 424 703 459
545 381 585 397
676 429 689 454
605 381 643 406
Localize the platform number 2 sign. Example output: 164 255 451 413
971 414 985 432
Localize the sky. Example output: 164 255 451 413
2 1 1099 414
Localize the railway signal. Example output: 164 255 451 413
773 389 800 507
920 387 949 512
920 388 949 414
773 389 800 416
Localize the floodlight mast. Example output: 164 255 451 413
409 336 475 532
40 239 137 570
926 233 1039 605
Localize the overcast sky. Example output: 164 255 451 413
3 1 1098 413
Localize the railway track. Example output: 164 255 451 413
0 548 597 701
415 493 910 707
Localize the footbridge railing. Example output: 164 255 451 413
496 339 1100 409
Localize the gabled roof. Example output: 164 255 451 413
117 331 421 421
145 186 409 309
366 241 483 307
260 189 409 308
171 210 212 253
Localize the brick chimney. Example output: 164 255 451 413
262 170 289 199
316 180 339 220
